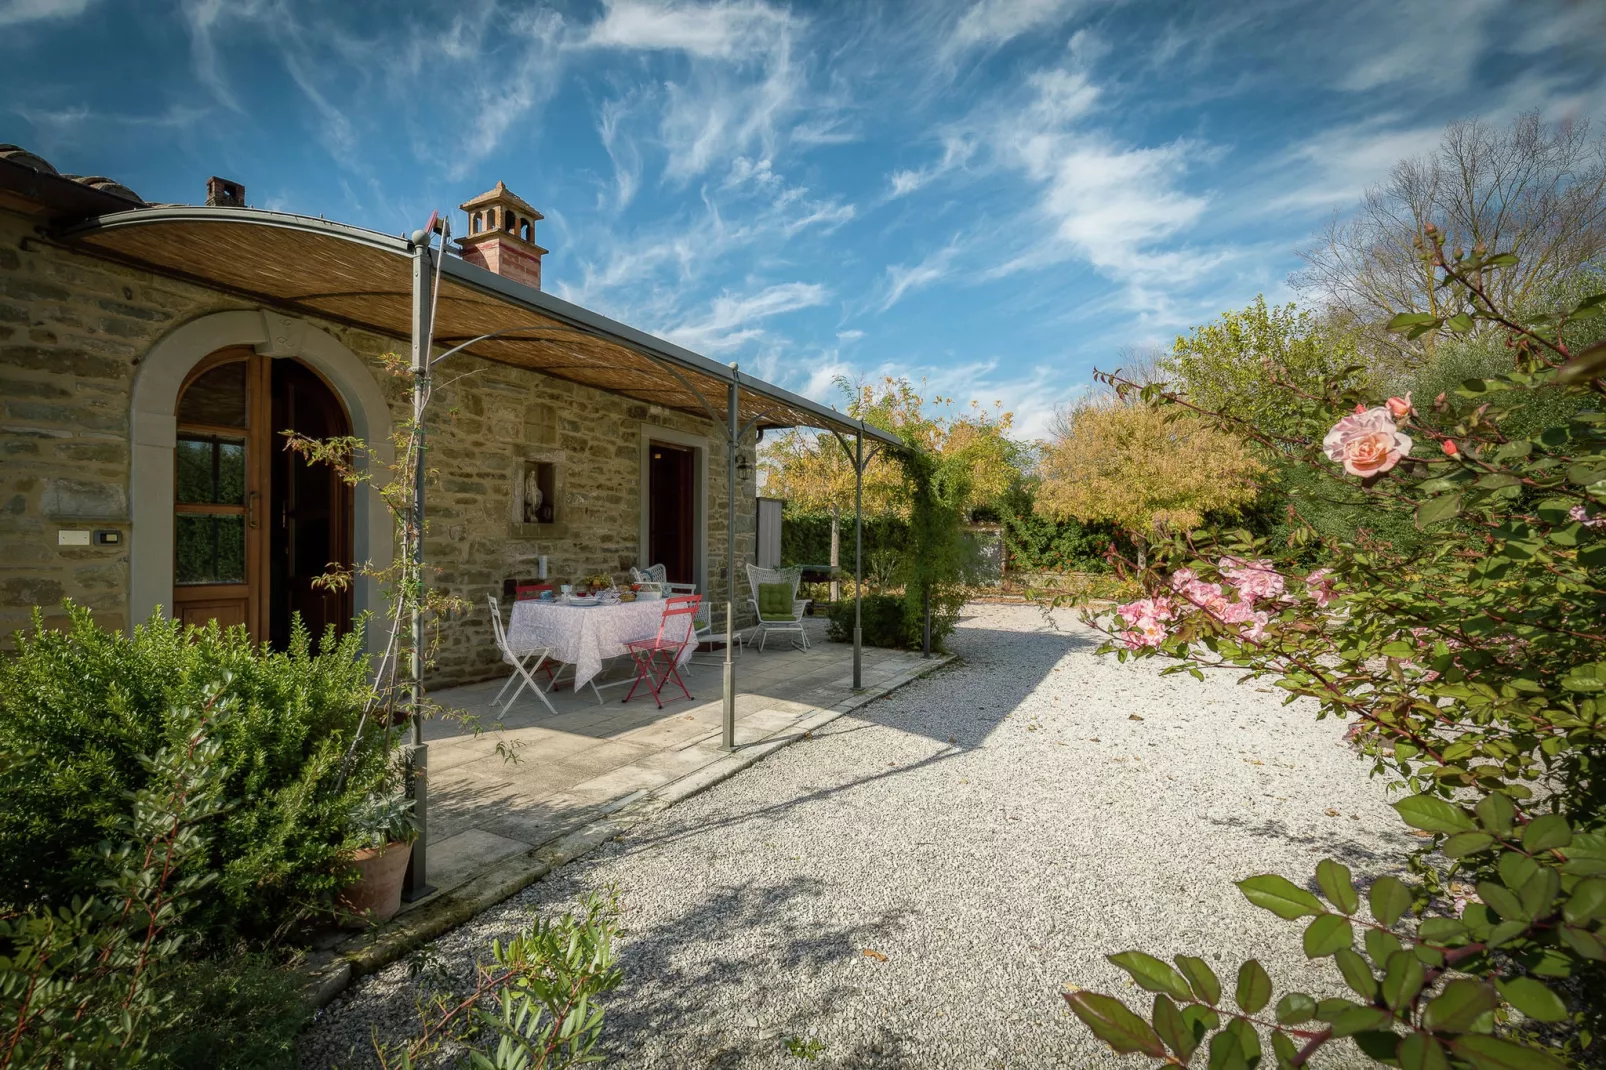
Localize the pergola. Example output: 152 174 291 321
61 206 901 898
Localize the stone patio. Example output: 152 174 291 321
408 617 949 905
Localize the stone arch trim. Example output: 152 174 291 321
129 310 394 642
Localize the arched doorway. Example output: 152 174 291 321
171 348 353 645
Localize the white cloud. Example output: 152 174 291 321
836 330 864 343
0 0 92 27
878 240 961 313
886 134 975 198
945 0 1084 55
582 0 791 58
783 199 854 236
668 281 830 351
1262 117 1443 212
597 93 644 210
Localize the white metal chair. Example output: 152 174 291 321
488 596 558 716
746 563 811 652
630 563 697 596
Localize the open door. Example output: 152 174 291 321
172 349 268 637
647 442 695 585
171 349 353 646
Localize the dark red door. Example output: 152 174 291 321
648 443 695 585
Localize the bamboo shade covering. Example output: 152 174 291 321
68 210 893 442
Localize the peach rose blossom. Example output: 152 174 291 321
1386 392 1413 418
1442 440 1459 457
1322 407 1413 478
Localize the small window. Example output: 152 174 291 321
520 219 532 242
176 434 246 505
177 362 247 428
175 514 246 584
471 211 482 234
503 208 515 232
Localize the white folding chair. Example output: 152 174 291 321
630 563 697 597
746 563 811 652
488 596 558 716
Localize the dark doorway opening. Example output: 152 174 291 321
648 442 695 587
269 359 353 649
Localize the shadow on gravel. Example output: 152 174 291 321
612 622 1094 860
595 873 917 1066
1204 813 1411 872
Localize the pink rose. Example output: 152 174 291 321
1442 440 1459 457
1386 393 1413 418
1305 568 1336 608
1179 579 1226 616
1569 504 1605 529
1220 557 1285 601
1322 407 1413 478
1117 596 1174 627
1168 567 1196 591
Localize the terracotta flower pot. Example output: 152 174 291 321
339 840 413 926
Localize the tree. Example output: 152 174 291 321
1036 400 1264 562
1164 296 1366 442
1295 112 1606 368
759 376 1025 520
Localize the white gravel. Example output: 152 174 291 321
303 602 1411 1069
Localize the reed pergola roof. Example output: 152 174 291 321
61 206 899 446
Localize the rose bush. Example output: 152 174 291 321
1060 229 1606 1068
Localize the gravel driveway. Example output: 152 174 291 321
303 602 1411 1069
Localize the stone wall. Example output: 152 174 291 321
0 207 756 686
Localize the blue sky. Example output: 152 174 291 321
4 0 1605 437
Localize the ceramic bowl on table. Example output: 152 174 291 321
565 593 599 607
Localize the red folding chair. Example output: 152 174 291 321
622 594 701 708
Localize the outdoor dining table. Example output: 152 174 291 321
506 597 693 697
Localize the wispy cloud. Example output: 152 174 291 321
0 0 94 28
886 134 975 198
878 239 961 313
944 0 1085 56
668 280 830 351
581 0 791 58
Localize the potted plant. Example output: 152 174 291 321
338 793 418 926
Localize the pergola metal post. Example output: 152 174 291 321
723 367 739 751
402 235 434 901
853 425 864 691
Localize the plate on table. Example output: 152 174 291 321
565 594 600 607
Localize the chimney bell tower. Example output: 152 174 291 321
457 181 548 290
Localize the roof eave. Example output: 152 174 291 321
57 205 901 448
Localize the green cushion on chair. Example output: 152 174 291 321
756 582 796 620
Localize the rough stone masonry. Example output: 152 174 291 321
0 208 755 686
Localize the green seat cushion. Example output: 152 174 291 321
756 582 796 620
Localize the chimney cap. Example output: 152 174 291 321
459 180 543 221
206 175 245 208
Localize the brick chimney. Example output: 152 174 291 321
456 181 547 290
206 176 245 207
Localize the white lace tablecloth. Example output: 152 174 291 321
507 599 692 690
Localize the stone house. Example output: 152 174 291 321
0 146 893 686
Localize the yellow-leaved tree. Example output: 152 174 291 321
1037 400 1263 564
760 376 1023 519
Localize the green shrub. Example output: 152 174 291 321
147 951 310 1070
825 591 959 651
0 603 395 943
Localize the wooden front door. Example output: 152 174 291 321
172 348 269 638
648 442 695 586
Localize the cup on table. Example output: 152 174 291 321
560 584 573 598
